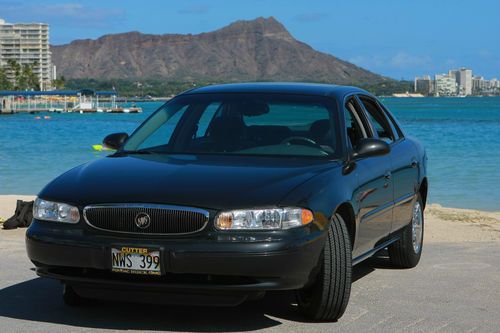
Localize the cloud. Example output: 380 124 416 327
477 49 492 58
350 52 431 69
389 52 432 68
349 51 434 79
348 55 385 68
444 58 457 67
293 12 330 22
178 4 211 15
0 2 126 28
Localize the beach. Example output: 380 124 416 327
0 195 36 221
1 195 499 243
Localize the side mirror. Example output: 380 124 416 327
352 138 390 159
103 132 129 150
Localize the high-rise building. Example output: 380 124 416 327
414 75 433 95
0 18 54 90
457 68 472 95
472 76 485 94
434 74 457 96
492 78 500 89
448 70 459 82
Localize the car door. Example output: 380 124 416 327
344 96 393 257
377 100 419 232
357 95 418 233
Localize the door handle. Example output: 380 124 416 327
411 158 418 168
383 172 391 188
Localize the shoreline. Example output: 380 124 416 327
1 195 498 243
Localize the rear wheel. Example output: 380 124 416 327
296 213 352 322
388 194 424 268
62 283 86 306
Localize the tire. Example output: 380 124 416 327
62 283 86 306
296 213 352 322
388 194 424 268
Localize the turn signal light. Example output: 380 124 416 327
301 209 314 225
215 207 314 230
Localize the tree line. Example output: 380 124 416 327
64 78 413 97
0 62 413 96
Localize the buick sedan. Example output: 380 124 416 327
26 83 428 321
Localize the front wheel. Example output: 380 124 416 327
388 194 424 268
296 213 352 322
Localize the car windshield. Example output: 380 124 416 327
123 93 341 158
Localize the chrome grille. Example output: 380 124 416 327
83 204 209 235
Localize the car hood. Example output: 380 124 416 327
39 154 338 210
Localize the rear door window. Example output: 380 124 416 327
357 96 395 143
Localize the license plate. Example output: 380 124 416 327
111 247 161 275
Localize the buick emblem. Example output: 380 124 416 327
135 212 151 229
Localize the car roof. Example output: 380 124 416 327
181 82 371 99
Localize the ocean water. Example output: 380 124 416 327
1 97 499 211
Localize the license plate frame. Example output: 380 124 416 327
111 246 161 275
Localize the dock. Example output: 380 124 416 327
73 107 142 113
0 89 142 114
9 107 142 114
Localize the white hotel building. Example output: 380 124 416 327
0 18 55 91
434 74 457 96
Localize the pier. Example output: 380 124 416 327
0 89 142 114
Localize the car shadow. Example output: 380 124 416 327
0 252 398 331
352 249 400 283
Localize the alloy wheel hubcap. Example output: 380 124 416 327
411 201 423 253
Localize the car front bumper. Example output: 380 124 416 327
26 219 326 304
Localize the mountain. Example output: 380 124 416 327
51 17 388 84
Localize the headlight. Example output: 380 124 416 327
215 207 313 230
33 198 80 223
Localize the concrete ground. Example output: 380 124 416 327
0 227 499 333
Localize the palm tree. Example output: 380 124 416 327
0 67 13 90
6 59 21 89
22 63 40 90
4 60 40 90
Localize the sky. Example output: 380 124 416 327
1 0 499 80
